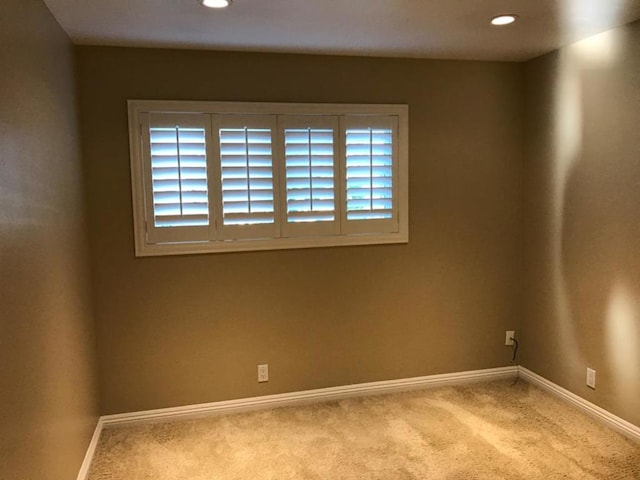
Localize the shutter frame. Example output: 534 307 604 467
341 115 400 235
143 112 213 244
278 115 341 238
217 114 280 240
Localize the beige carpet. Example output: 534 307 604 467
87 380 640 479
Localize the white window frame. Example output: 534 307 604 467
128 100 409 256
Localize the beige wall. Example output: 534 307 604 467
0 1 99 478
75 47 524 415
523 21 640 426
2 2 637 471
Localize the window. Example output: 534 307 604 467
128 100 408 256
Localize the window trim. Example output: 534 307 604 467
128 100 409 256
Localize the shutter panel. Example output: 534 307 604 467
341 116 399 234
143 113 213 244
217 115 279 240
345 129 393 220
279 115 340 237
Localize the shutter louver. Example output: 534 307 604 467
219 127 274 226
285 128 335 223
345 128 393 221
150 126 209 228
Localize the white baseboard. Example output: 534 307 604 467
518 366 640 442
76 417 104 480
77 365 640 478
76 366 515 478
100 366 518 427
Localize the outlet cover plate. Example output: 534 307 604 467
258 364 269 383
586 368 596 389
505 331 515 346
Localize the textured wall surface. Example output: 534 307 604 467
0 1 99 478
523 20 640 426
76 47 524 414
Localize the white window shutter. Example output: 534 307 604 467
341 115 399 235
142 112 213 244
216 114 280 240
129 101 408 256
278 115 340 238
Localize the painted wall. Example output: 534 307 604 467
76 47 524 415
523 20 640 426
0 1 99 478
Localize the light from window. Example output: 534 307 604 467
150 126 209 227
219 127 275 226
284 127 336 224
345 128 393 221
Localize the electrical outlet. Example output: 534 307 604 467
258 364 269 383
586 368 596 389
505 331 515 346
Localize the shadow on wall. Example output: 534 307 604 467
556 26 640 420
0 226 98 479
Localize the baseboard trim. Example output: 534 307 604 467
76 417 104 480
518 366 640 442
101 366 518 428
77 364 639 478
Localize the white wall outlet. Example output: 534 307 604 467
586 368 596 389
258 364 269 383
505 331 515 346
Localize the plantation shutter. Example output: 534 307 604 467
216 114 279 240
279 115 340 237
142 112 213 244
341 115 399 234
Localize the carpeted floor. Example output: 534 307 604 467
87 380 640 479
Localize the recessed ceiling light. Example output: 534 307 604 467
491 14 518 26
199 0 232 8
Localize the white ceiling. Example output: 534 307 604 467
43 0 640 61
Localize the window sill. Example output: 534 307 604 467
135 231 409 257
